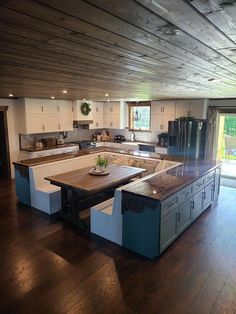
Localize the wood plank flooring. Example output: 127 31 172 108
0 179 236 314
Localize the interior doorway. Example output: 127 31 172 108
0 106 11 179
217 113 236 187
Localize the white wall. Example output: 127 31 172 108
0 99 20 178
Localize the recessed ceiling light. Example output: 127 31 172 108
105 93 109 97
51 96 55 99
9 93 14 97
62 90 68 94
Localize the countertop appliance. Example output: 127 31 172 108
157 133 168 147
114 135 126 143
34 139 43 150
70 140 96 150
168 119 207 159
56 135 65 145
138 144 155 153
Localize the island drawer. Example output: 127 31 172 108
203 170 215 185
178 185 193 203
192 177 205 194
161 195 179 216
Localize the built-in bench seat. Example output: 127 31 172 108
90 159 181 244
28 151 181 215
29 152 102 214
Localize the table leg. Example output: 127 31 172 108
71 191 87 230
61 188 68 213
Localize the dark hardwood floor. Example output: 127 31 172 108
1 179 236 314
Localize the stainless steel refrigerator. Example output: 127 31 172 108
167 119 207 159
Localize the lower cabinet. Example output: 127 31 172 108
203 182 214 210
177 198 192 234
160 209 177 253
192 190 203 220
160 198 192 253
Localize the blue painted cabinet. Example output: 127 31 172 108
160 208 177 253
192 190 203 220
177 198 192 234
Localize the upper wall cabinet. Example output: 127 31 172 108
18 98 73 134
151 101 176 132
151 100 176 115
103 101 127 129
175 99 207 119
90 102 104 129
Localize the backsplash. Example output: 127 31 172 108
20 127 160 149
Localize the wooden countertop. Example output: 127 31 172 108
13 147 164 167
45 164 146 194
122 160 221 201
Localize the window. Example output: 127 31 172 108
128 102 151 131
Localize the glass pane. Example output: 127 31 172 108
130 106 150 130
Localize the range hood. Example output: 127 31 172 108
73 100 93 127
73 120 93 128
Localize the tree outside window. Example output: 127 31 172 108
128 102 151 131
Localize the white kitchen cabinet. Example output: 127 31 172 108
175 99 207 119
18 98 74 134
91 113 104 129
25 114 44 133
104 102 120 114
25 99 43 114
41 100 59 114
104 112 120 129
103 101 126 129
151 113 175 132
90 102 104 129
151 100 176 115
189 99 207 119
151 100 175 132
59 113 73 131
162 114 175 132
44 114 59 132
58 101 73 114
175 100 190 118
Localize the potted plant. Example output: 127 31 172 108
96 155 108 172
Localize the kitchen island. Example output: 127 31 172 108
122 160 221 259
13 147 221 260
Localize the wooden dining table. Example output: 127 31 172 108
45 164 146 229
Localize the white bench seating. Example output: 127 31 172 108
90 159 181 244
27 150 180 215
29 153 102 214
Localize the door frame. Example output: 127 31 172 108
0 106 11 178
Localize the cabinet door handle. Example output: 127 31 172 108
43 125 45 131
41 106 44 112
163 107 164 113
96 107 98 112
177 212 180 221
58 124 61 130
57 106 60 112
96 122 98 127
202 191 206 199
191 200 194 209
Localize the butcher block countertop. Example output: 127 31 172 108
13 146 166 167
122 160 221 202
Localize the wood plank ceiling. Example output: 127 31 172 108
1 0 236 100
